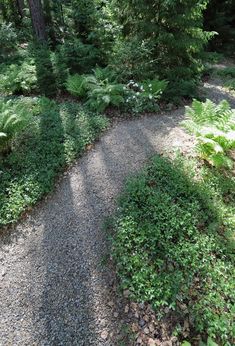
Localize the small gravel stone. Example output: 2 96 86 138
123 289 130 298
101 330 108 340
148 337 157 346
149 323 155 333
144 327 150 334
139 319 146 328
131 323 139 333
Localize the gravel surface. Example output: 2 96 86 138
0 74 234 346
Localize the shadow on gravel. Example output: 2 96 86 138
29 112 187 345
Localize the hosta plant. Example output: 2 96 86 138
66 69 125 112
183 99 235 168
86 82 125 112
0 100 31 154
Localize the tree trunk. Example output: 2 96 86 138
28 0 47 42
16 0 24 18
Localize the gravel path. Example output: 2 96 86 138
0 75 234 346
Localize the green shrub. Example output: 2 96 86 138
225 79 235 91
110 37 155 82
113 0 214 99
33 44 57 97
66 74 88 98
66 69 125 112
86 82 125 112
112 155 235 345
124 79 168 113
0 99 31 153
0 59 37 95
183 99 235 168
67 70 167 113
0 22 18 62
216 67 235 79
201 51 224 64
56 39 101 75
0 97 108 226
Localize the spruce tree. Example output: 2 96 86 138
113 0 213 99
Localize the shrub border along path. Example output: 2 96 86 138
0 70 235 345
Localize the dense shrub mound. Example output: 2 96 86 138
112 155 235 345
0 97 108 226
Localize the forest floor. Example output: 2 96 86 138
0 65 235 346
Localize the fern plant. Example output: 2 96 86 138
66 70 125 112
86 83 125 112
66 74 87 98
0 100 30 154
183 99 235 169
0 59 37 95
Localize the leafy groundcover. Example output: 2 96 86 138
0 97 108 227
112 155 235 345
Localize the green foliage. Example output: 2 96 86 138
204 0 235 55
0 99 31 153
71 0 97 42
66 71 167 113
183 99 235 168
124 79 168 114
86 82 125 112
214 67 235 92
201 51 224 64
33 43 57 97
66 74 88 98
216 67 235 79
112 154 235 345
56 39 101 75
0 97 108 226
225 79 235 91
110 37 155 81
0 59 37 95
113 0 214 99
66 69 125 112
0 22 18 62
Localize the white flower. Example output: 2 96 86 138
136 92 140 95
149 94 153 99
140 85 144 90
149 84 152 87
